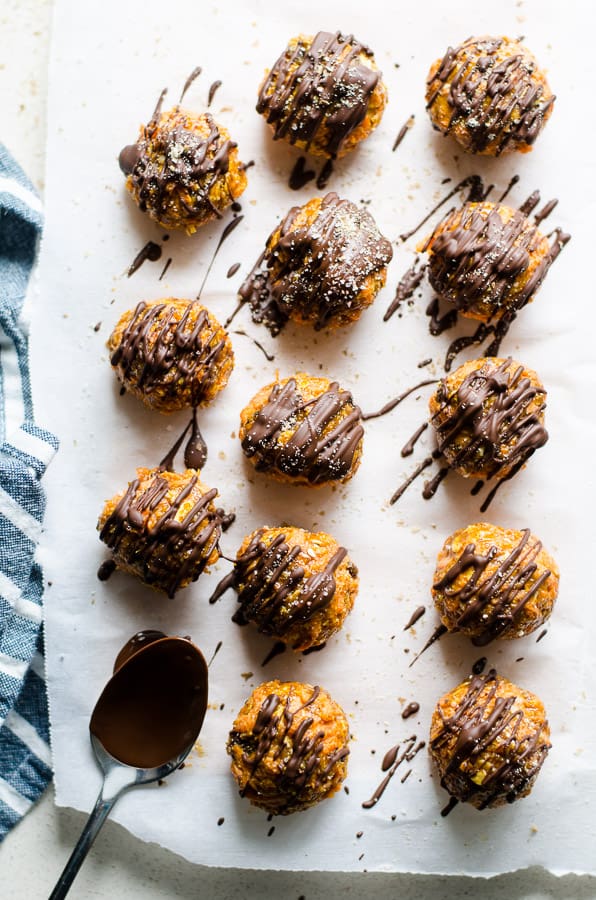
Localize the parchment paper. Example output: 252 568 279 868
33 0 596 875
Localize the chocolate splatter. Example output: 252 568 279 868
158 257 172 280
362 735 425 809
402 702 420 720
362 379 435 421
231 329 275 362
227 262 241 278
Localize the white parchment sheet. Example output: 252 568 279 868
34 0 596 875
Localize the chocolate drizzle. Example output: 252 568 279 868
241 377 364 484
120 108 235 224
423 201 570 343
431 357 548 484
209 529 348 644
98 470 222 598
111 300 228 409
239 192 392 333
430 669 550 808
230 685 349 805
426 37 555 155
392 115 415 152
257 31 380 157
433 528 552 644
362 735 425 809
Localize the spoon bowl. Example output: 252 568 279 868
49 633 208 900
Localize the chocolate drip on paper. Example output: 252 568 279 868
392 115 415 151
288 157 315 190
433 528 551 644
209 529 348 644
241 377 364 484
127 240 162 277
231 686 349 801
430 669 550 808
426 37 555 155
197 215 244 300
383 258 427 321
207 80 222 107
362 735 425 809
403 605 426 630
402 702 420 720
98 471 222 598
261 641 287 667
179 66 202 104
239 192 392 333
111 300 228 409
257 31 380 157
362 379 435 421
399 175 484 242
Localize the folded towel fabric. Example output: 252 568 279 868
0 144 58 839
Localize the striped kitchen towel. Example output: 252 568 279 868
0 144 58 838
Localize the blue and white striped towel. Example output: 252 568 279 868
0 144 58 839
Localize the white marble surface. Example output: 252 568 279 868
1 2 596 897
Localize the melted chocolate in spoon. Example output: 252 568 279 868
90 634 208 769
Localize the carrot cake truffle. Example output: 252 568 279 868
227 680 349 815
429 669 551 810
239 192 393 332
108 299 234 412
422 201 560 324
119 104 247 233
257 31 387 158
425 36 555 156
429 356 548 482
97 467 222 597
210 526 358 650
432 523 559 646
239 372 364 486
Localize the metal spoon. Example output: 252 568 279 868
49 633 208 900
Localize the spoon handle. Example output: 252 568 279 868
48 790 117 900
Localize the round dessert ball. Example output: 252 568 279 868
119 107 248 233
97 467 222 597
214 526 359 650
425 35 555 156
240 192 393 330
239 372 364 486
428 356 548 481
257 31 387 158
432 522 559 645
429 669 551 810
227 680 349 815
108 299 234 412
423 201 554 323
